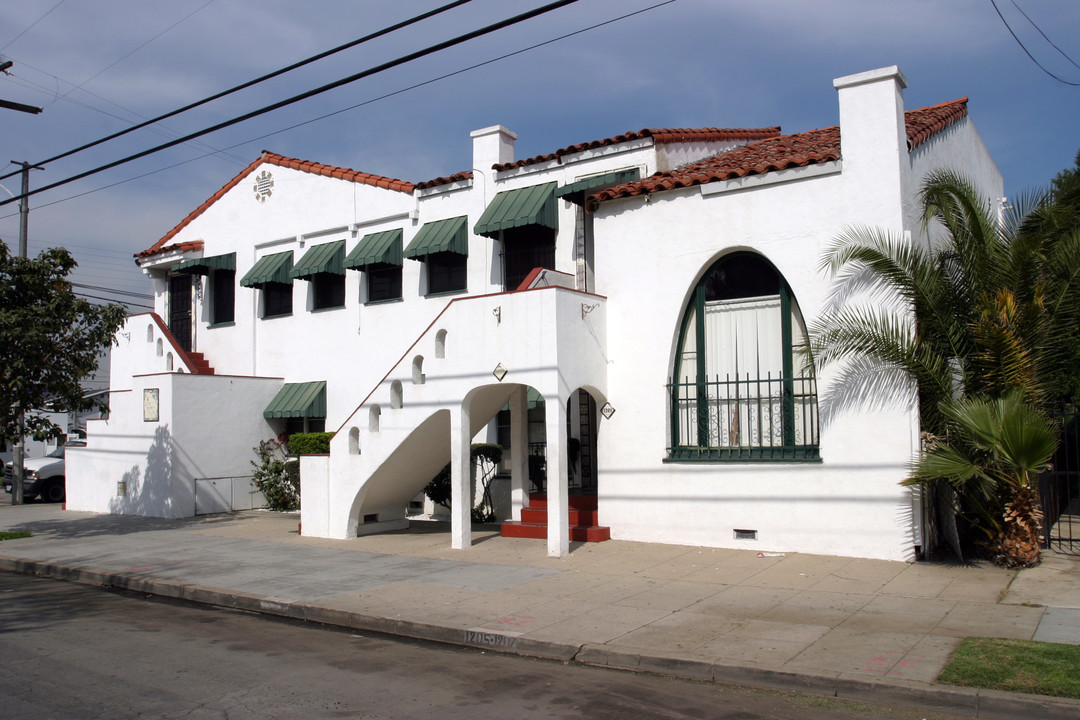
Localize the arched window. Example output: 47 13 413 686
669 252 818 460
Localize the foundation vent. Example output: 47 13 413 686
733 529 758 541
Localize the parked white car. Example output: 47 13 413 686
3 441 85 503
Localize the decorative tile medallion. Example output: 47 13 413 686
253 170 274 203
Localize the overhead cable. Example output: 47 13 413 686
0 0 581 207
0 0 476 184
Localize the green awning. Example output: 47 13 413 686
240 251 293 287
263 381 326 419
555 169 641 204
174 252 236 276
474 182 558 238
403 216 469 259
344 229 403 270
290 240 345 279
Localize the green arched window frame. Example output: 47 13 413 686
667 252 820 462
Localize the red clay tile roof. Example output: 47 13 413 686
415 170 474 190
492 127 782 172
589 99 969 205
905 96 969 150
135 151 415 259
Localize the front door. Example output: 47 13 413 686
169 274 192 352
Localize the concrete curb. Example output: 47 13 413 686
4 555 1080 720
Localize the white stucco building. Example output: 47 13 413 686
68 67 1002 561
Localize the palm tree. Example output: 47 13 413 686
905 391 1058 567
809 169 1079 561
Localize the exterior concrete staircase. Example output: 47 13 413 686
501 493 610 542
300 281 609 544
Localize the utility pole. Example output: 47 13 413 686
11 161 43 505
0 61 43 115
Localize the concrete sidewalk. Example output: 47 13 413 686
2 503 1079 719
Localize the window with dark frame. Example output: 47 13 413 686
366 264 402 303
668 252 819 462
211 269 235 325
262 282 292 318
503 225 556 291
312 272 345 310
426 252 467 295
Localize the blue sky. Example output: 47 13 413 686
1 0 1078 301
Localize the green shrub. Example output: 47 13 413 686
251 437 300 511
423 443 503 522
288 432 333 455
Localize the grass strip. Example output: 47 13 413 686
938 637 1080 698
0 531 31 541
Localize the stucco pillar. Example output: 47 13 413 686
509 385 528 521
450 402 472 550
545 393 569 557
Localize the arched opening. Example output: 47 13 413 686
669 252 818 460
166 353 174 371
369 404 381 432
156 338 163 357
412 355 425 385
390 380 403 409
349 427 360 455
146 324 154 342
434 329 447 359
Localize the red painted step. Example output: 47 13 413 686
185 352 215 375
500 492 610 543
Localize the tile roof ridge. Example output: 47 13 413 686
136 151 415 260
415 170 474 190
491 126 783 172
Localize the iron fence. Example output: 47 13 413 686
1041 409 1080 554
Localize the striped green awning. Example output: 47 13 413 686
263 381 326 419
555 169 641 204
240 251 293 287
474 182 557 238
344 229 403 270
403 216 469 259
290 240 345 279
174 252 236 276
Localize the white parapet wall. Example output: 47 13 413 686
67 372 283 519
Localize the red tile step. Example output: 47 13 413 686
500 492 610 542
186 352 215 375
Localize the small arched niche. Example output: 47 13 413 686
146 324 154 342
369 404 381 432
390 380 403 409
166 352 174 371
349 427 360 455
434 329 447 359
412 355 425 385
156 339 163 357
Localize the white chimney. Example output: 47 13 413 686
471 125 517 172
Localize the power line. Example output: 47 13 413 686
1 1 67 52
1009 0 1080 71
74 291 151 309
70 282 152 300
0 0 677 220
0 0 581 208
989 0 1080 86
0 0 476 184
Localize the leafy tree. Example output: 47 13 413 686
250 436 300 511
0 242 126 501
809 169 1080 562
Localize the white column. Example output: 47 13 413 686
450 401 472 549
545 393 569 557
509 386 529 521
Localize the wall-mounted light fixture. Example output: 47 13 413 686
492 363 508 381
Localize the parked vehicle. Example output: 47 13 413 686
2 441 85 503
